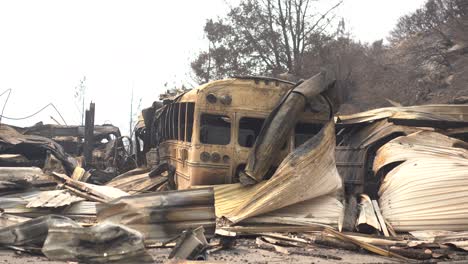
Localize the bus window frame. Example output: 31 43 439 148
198 112 232 146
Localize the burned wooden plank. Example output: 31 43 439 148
83 102 95 169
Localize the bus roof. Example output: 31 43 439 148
176 76 296 103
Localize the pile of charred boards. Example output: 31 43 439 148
1 72 468 263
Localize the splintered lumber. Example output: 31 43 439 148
323 228 412 262
374 131 468 231
389 247 432 260
219 224 327 234
97 188 216 244
218 121 342 224
315 234 360 251
241 71 335 184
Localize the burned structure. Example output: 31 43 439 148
135 76 331 189
2 74 468 263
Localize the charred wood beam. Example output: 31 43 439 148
83 102 95 169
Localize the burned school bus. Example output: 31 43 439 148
137 77 329 189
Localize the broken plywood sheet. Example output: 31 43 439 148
42 222 153 263
375 131 468 231
97 188 216 243
222 121 342 224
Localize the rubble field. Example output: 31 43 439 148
1 74 468 263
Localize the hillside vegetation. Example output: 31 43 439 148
191 0 468 113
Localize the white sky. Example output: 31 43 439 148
0 0 426 135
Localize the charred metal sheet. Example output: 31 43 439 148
242 195 343 228
240 71 336 184
0 167 56 193
42 222 153 263
26 190 84 208
335 119 421 197
356 194 381 233
0 190 97 222
0 125 77 175
0 154 38 167
0 213 30 228
21 123 121 140
169 226 209 260
337 104 468 128
219 121 342 224
0 215 79 248
97 188 216 244
106 167 168 194
375 131 468 231
0 166 53 183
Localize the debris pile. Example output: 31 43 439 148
1 76 468 263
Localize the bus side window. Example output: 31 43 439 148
161 107 168 141
180 103 186 141
173 103 179 140
294 123 323 148
200 113 231 145
186 103 194 142
238 117 265 148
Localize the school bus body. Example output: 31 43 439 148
154 77 328 189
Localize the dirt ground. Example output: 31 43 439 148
0 238 399 264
